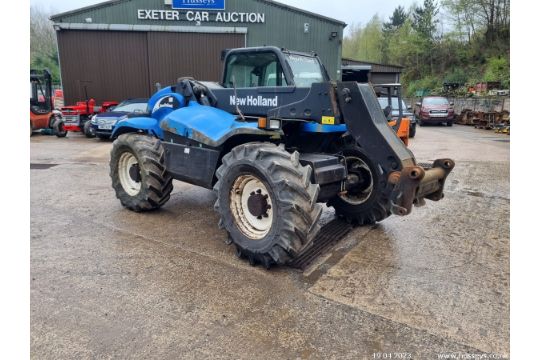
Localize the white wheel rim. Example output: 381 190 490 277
339 156 374 205
118 152 141 196
230 174 274 240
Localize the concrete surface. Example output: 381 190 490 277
30 125 509 359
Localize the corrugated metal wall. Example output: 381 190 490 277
57 30 244 104
52 0 345 79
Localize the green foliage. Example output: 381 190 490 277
406 75 442 97
343 15 384 63
31 6 60 84
384 6 407 30
412 0 439 42
444 68 467 84
483 56 510 88
343 0 510 94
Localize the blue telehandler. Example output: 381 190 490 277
109 47 454 267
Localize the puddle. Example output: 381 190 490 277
30 163 59 170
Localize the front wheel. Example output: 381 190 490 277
84 121 96 138
110 134 173 212
409 122 417 138
214 143 322 267
53 118 67 138
446 121 454 127
328 146 391 225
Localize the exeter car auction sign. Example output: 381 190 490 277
137 0 265 23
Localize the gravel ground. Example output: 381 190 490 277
31 125 509 359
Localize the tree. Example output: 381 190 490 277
412 0 440 74
412 0 440 40
384 6 408 30
343 15 384 63
382 6 408 63
30 6 60 83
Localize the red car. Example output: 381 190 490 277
415 96 455 126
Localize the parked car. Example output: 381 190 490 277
414 96 455 126
90 98 149 139
377 96 417 138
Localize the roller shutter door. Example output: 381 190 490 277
57 30 245 105
57 30 150 105
147 32 245 88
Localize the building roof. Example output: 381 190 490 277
342 57 404 72
51 0 347 27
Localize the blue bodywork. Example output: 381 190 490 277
112 85 347 145
300 122 347 133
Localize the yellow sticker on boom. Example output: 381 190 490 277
322 116 335 125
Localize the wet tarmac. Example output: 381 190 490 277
31 125 509 359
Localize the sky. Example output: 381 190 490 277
30 0 419 34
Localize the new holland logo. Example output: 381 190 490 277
230 96 278 107
165 0 226 10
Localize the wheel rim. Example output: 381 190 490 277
118 152 142 196
339 156 374 205
230 174 273 240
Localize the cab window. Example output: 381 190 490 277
224 52 287 88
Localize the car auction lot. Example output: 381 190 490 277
30 125 509 359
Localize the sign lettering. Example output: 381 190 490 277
137 10 265 23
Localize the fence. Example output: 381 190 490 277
404 96 510 113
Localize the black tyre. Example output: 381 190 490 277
418 119 425 127
409 122 417 138
84 121 96 138
214 143 322 267
53 119 67 138
446 121 454 127
328 145 391 225
110 133 173 212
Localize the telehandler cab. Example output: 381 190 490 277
109 47 454 267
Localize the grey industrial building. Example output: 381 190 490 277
341 58 403 85
51 0 346 104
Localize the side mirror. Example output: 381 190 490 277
415 102 421 107
450 102 454 106
407 105 412 110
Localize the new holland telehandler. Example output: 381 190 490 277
109 47 454 267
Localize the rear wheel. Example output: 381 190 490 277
328 146 391 225
110 133 173 212
214 143 322 267
446 121 454 127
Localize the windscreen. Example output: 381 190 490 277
285 54 324 87
378 98 408 110
423 97 449 105
224 52 286 88
114 102 148 113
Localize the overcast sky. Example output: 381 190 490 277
30 0 419 33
